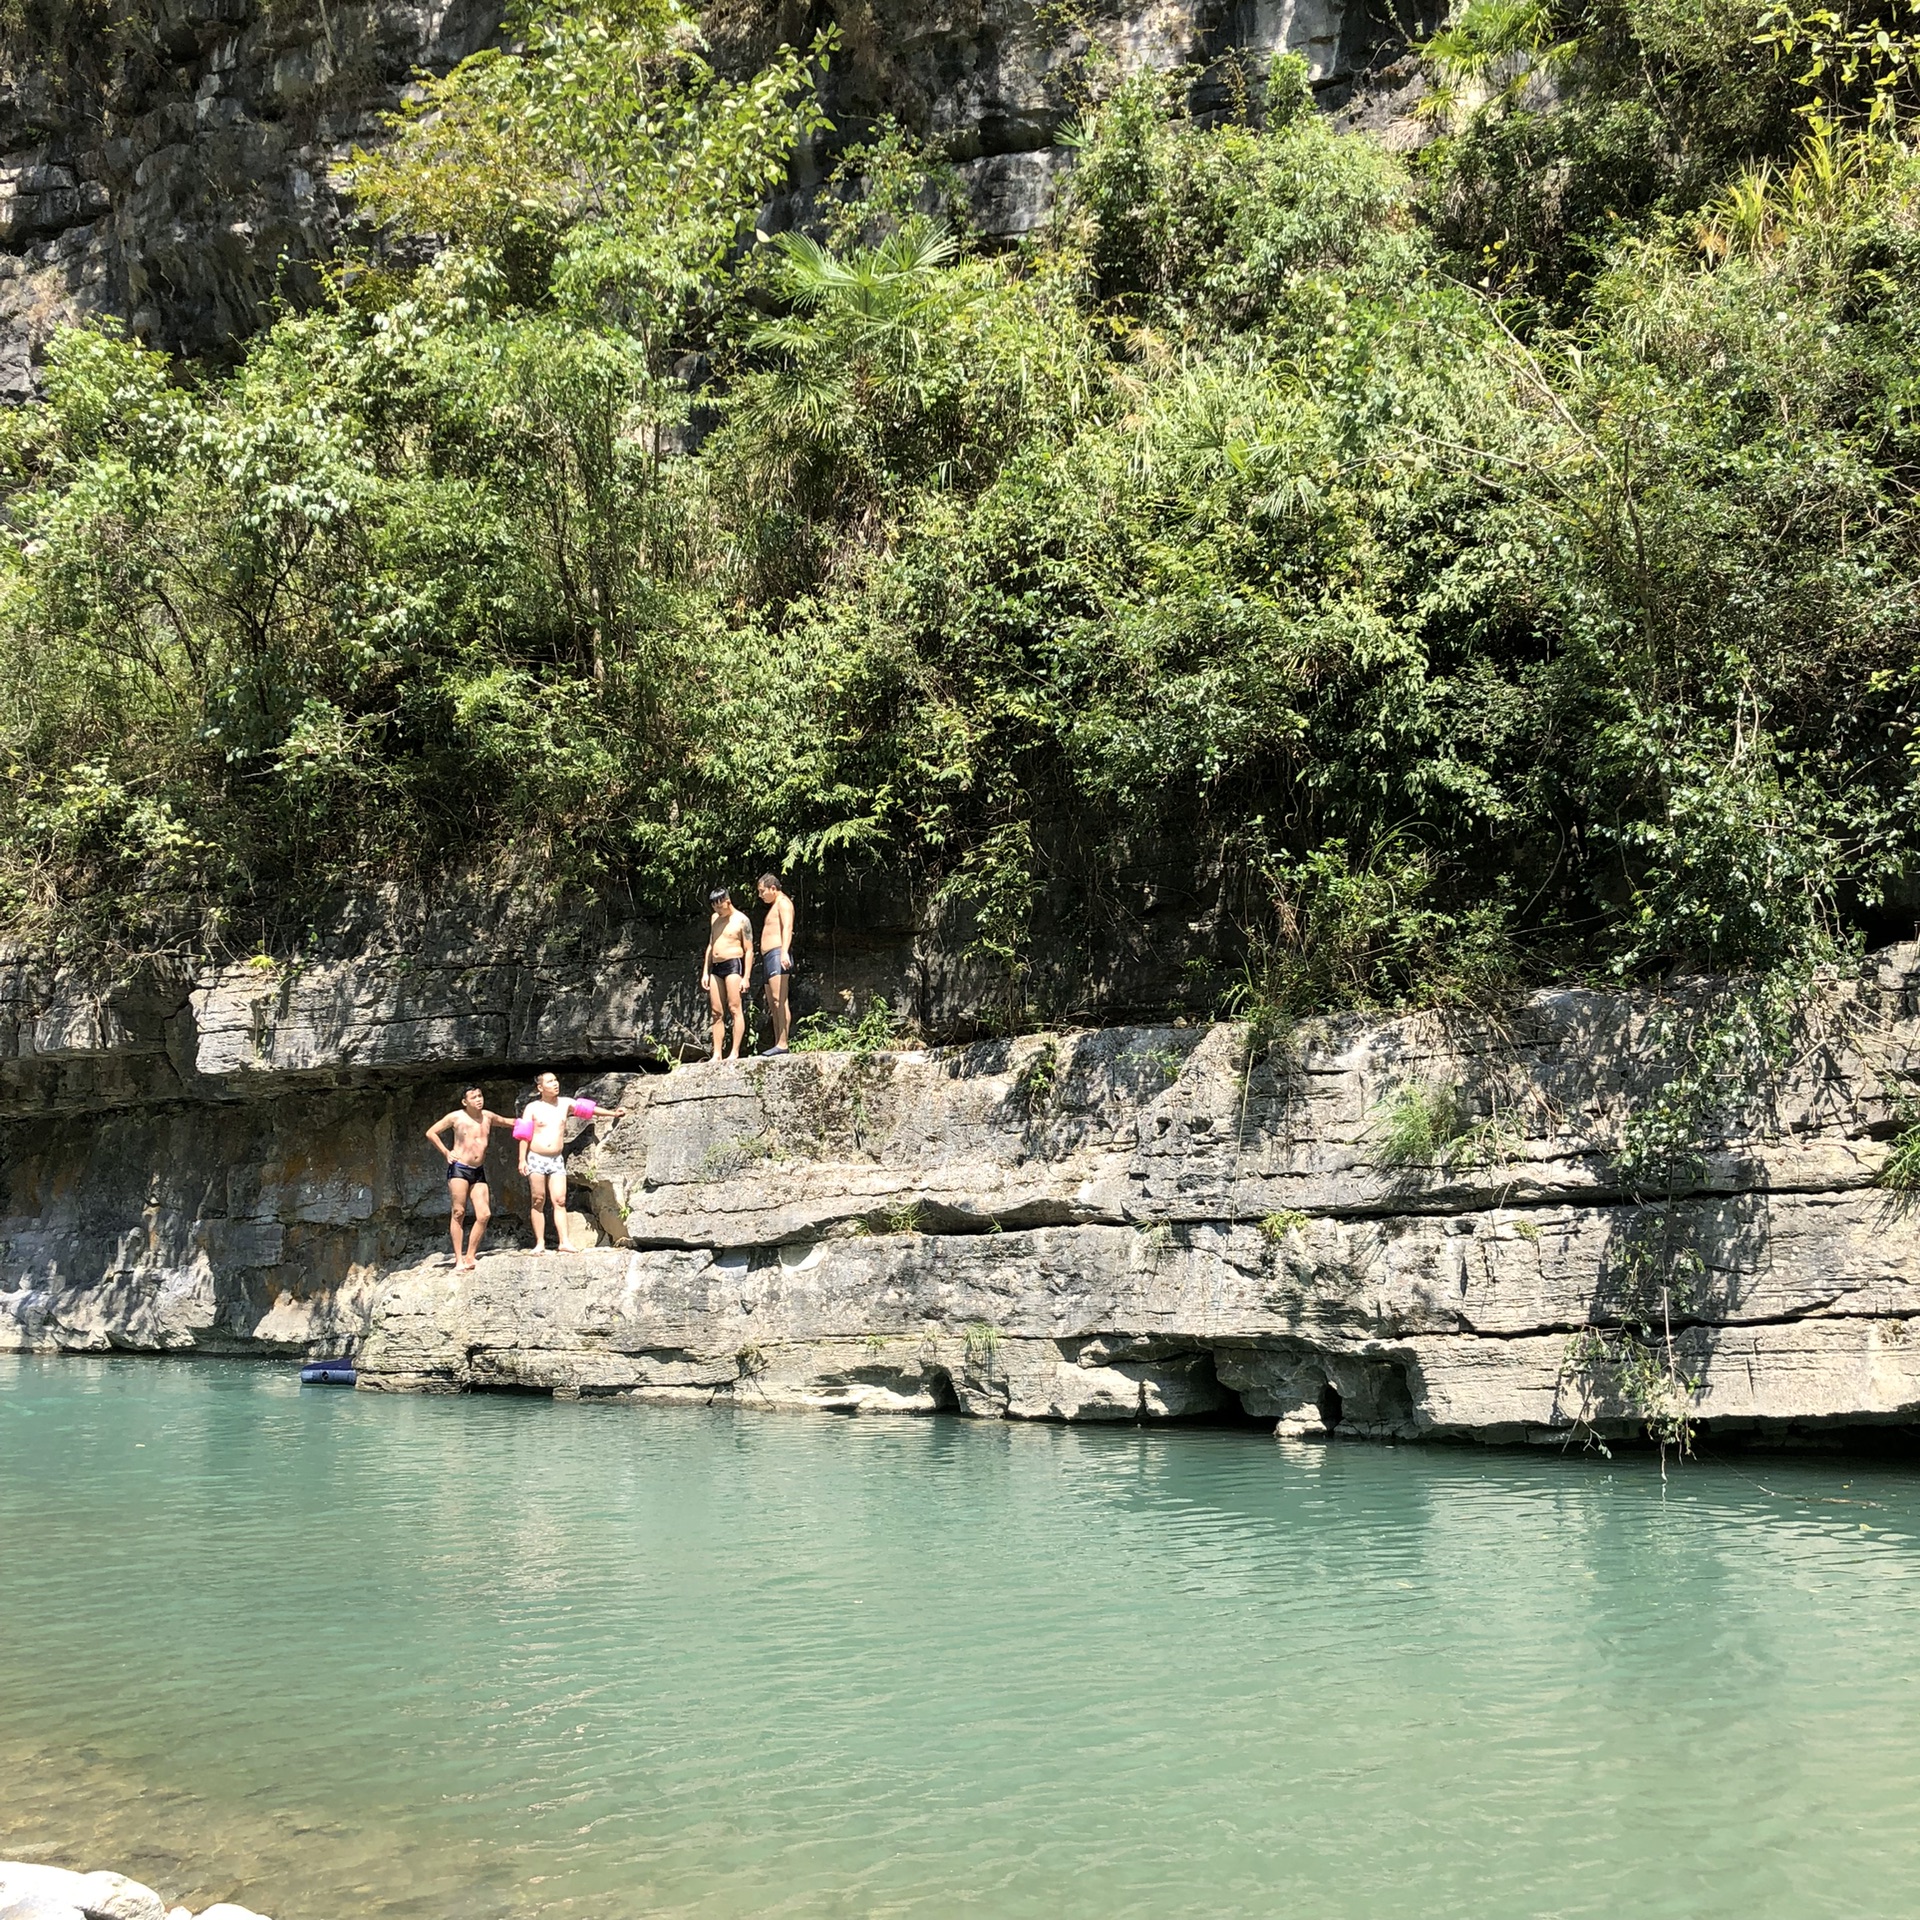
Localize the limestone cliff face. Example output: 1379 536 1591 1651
727 0 1385 235
5 917 1919 1445
0 0 502 393
0 0 1395 388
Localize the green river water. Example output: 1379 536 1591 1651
3 1354 1920 1919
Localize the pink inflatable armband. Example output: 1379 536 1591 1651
570 1098 598 1119
511 1116 535 1141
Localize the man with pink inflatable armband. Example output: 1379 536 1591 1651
515 1070 629 1255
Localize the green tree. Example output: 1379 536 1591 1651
346 0 829 333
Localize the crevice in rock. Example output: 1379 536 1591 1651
620 1174 1896 1257
1835 1425 1920 1459
1165 1353 1276 1431
1455 1307 1920 1343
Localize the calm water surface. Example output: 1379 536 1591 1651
3 1355 1919 1919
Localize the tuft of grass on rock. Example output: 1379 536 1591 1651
1259 1208 1311 1243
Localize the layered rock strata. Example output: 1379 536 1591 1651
0 861 1215 1122
7 935 1920 1445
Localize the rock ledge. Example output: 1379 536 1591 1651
10 942 1920 1446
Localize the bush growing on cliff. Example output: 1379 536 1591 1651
344 0 830 320
1 12 1918 1013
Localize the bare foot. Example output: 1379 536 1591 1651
530 1246 549 1257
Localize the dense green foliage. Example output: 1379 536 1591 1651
4 0 1920 1019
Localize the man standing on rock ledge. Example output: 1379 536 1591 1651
520 1071 628 1255
425 1086 516 1271
757 872 795 1055
701 885 755 1064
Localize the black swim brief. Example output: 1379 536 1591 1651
710 957 745 980
763 946 789 978
448 1160 487 1186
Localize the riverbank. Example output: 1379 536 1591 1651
4 938 1919 1444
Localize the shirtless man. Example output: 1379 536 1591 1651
701 885 755 1064
756 873 795 1056
518 1071 629 1255
425 1087 516 1270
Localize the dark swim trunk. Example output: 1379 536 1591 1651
763 946 789 978
448 1160 487 1187
710 957 745 981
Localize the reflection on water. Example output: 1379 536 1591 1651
3 1354 1919 1919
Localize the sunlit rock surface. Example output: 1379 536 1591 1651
6 932 1920 1444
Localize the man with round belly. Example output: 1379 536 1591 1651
518 1071 629 1255
701 886 755 1064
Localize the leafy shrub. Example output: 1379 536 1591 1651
1372 1082 1519 1172
790 995 899 1054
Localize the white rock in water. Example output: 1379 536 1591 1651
0 1862 92 1918
0 1865 197 1920
0 1866 80 1897
196 1907 274 1919
73 1875 166 1920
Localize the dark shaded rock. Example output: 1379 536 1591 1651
0 0 502 387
